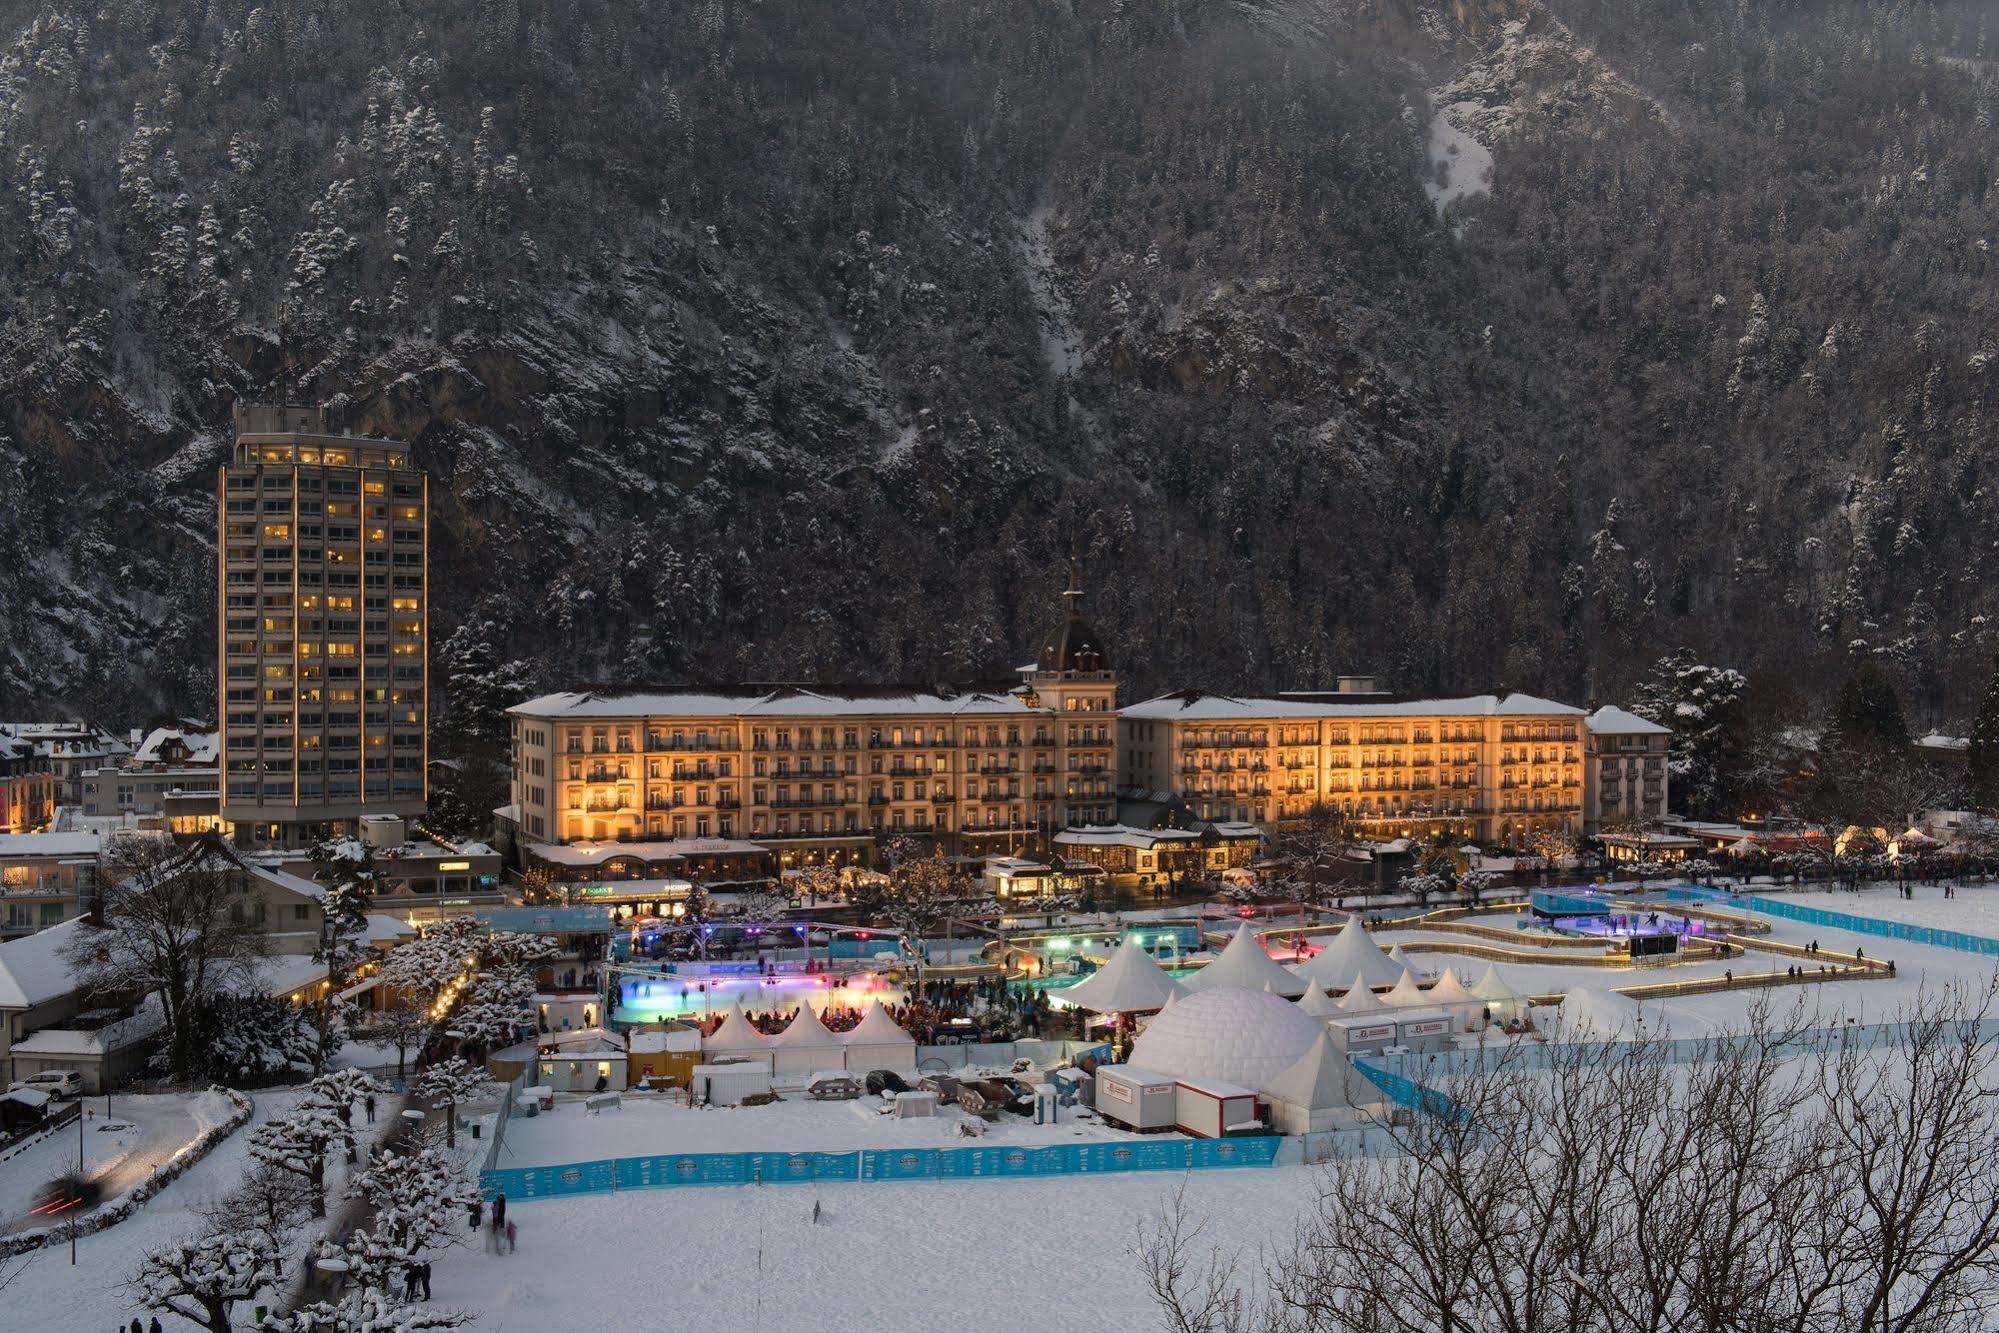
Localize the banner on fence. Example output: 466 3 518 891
481 1133 1282 1198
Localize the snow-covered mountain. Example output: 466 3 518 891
3 0 1997 724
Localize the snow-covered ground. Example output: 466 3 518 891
423 1164 1305 1333
16 879 1999 1331
497 1091 1141 1167
1423 100 1495 214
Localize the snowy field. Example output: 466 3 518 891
16 879 1999 1331
497 1090 1144 1167
422 1164 1306 1333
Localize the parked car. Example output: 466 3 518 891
10 1070 82 1099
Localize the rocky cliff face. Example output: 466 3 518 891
2 0 1996 730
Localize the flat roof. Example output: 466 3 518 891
1121 690 1585 722
510 685 1040 721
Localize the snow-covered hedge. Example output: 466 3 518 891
0 1086 254 1258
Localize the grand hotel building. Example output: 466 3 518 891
1118 686 1589 845
504 570 1120 877
503 571 1634 886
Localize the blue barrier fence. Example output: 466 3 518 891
481 1135 1281 1198
1354 1059 1472 1122
1664 887 1999 957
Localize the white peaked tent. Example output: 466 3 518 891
1059 939 1187 1014
1428 967 1476 1002
704 1001 771 1061
1425 967 1483 1031
1336 972 1386 1013
1387 943 1431 981
1263 1030 1360 1133
1382 968 1432 1008
770 1004 845 1075
1292 915 1403 990
841 1001 918 1072
1555 986 1641 1038
1471 964 1530 1025
1295 978 1339 1019
1185 924 1305 997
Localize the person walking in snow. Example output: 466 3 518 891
416 1260 432 1299
492 1192 506 1229
505 1219 517 1254
364 1093 377 1124
469 1199 484 1231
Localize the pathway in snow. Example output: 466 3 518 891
1423 99 1494 217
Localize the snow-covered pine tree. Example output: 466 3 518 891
310 839 385 989
1967 653 1999 812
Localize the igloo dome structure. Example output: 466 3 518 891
1129 986 1328 1090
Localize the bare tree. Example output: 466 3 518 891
374 995 433 1078
62 837 270 1082
196 1163 314 1280
1272 803 1356 909
1142 988 1999 1333
410 1058 483 1148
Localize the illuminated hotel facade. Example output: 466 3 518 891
218 402 428 848
505 567 1119 871
1118 687 1588 843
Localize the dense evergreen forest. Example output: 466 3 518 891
3 0 1998 740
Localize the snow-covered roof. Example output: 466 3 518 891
1184 924 1305 997
1052 825 1201 851
365 913 417 944
0 832 102 859
510 686 1041 720
1119 691 1584 722
16 999 164 1055
526 838 768 867
1261 1030 1357 1109
1058 940 1186 1013
1587 706 1671 736
1129 987 1327 1090
1291 916 1403 990
0 918 95 1009
1917 733 1970 752
233 956 329 998
630 1028 704 1054
132 727 220 765
1 1087 51 1108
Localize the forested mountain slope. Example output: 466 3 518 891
2 0 1996 733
